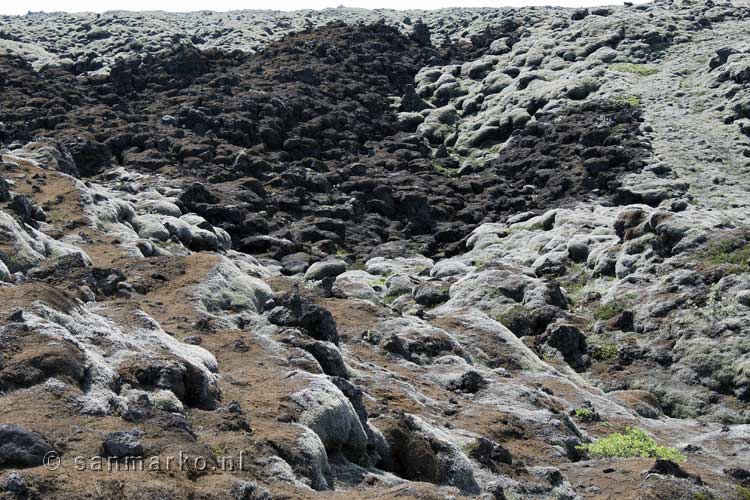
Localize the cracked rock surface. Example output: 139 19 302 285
2 1 750 499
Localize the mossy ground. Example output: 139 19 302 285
609 63 660 76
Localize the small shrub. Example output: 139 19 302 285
736 485 750 500
153 397 181 413
575 408 593 418
573 408 601 422
578 427 685 461
610 63 659 76
594 342 620 361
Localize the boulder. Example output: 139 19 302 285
102 429 143 458
538 323 589 370
268 289 339 344
290 377 368 462
447 370 487 394
0 424 54 467
468 437 513 471
413 283 449 307
0 176 10 202
304 259 347 281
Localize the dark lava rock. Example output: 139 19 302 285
571 8 590 20
0 176 10 202
62 135 111 176
302 340 348 378
304 259 347 281
709 47 738 70
9 195 42 224
724 467 750 487
117 356 218 410
488 100 649 213
102 429 143 458
468 437 513 471
413 283 449 306
0 424 54 467
537 323 590 371
268 288 339 345
0 22 651 263
648 459 703 485
410 20 432 46
280 252 312 275
376 413 480 494
447 370 487 394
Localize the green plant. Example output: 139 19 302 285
736 485 750 500
594 342 620 361
593 301 625 321
612 94 641 107
383 294 398 305
153 397 181 412
609 63 659 76
578 427 685 461
574 408 593 418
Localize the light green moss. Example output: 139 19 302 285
609 63 659 76
612 94 641 107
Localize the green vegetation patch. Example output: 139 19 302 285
578 427 685 461
609 63 659 76
593 342 620 361
612 94 641 107
736 486 750 500
593 300 626 321
367 277 387 288
574 408 594 419
695 239 750 274
434 164 459 177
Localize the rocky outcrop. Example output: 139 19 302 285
1 2 750 499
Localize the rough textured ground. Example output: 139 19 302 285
1 0 750 499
